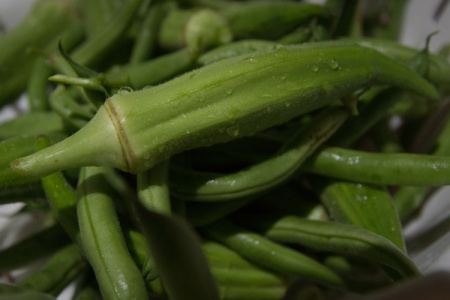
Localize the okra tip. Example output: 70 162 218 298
9 106 127 179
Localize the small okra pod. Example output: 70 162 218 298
170 107 349 201
243 215 420 280
301 147 450 186
11 41 438 179
201 219 347 289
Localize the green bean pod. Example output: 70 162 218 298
221 1 328 40
0 111 65 140
11 41 438 179
0 224 70 273
244 215 420 280
201 219 347 289
302 147 450 186
17 243 88 295
0 0 80 105
0 133 66 190
170 107 349 201
316 180 405 252
77 166 148 300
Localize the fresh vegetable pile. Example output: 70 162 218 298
1 0 450 299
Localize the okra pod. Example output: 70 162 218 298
11 41 438 178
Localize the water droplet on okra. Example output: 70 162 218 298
329 59 339 70
226 126 240 137
225 89 233 95
118 86 133 95
312 66 319 72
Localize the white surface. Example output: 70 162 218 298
0 0 449 298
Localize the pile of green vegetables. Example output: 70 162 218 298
1 0 450 299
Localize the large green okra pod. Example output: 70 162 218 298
11 41 438 178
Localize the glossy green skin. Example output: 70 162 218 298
202 219 347 289
11 41 438 178
303 147 450 186
252 216 420 280
77 166 148 300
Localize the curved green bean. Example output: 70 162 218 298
201 219 347 289
243 215 420 280
302 147 450 186
170 107 349 201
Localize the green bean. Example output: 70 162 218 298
201 219 347 290
394 114 450 220
0 288 56 300
221 1 328 40
69 0 143 68
0 184 46 205
0 0 80 105
17 243 88 296
25 22 86 111
301 147 450 186
11 41 439 179
315 179 405 252
170 107 349 201
37 135 79 241
48 85 95 130
105 48 196 89
0 224 70 273
77 166 148 300
0 133 66 190
325 0 362 39
240 215 420 280
82 0 125 37
26 59 54 111
130 1 171 64
0 111 65 140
